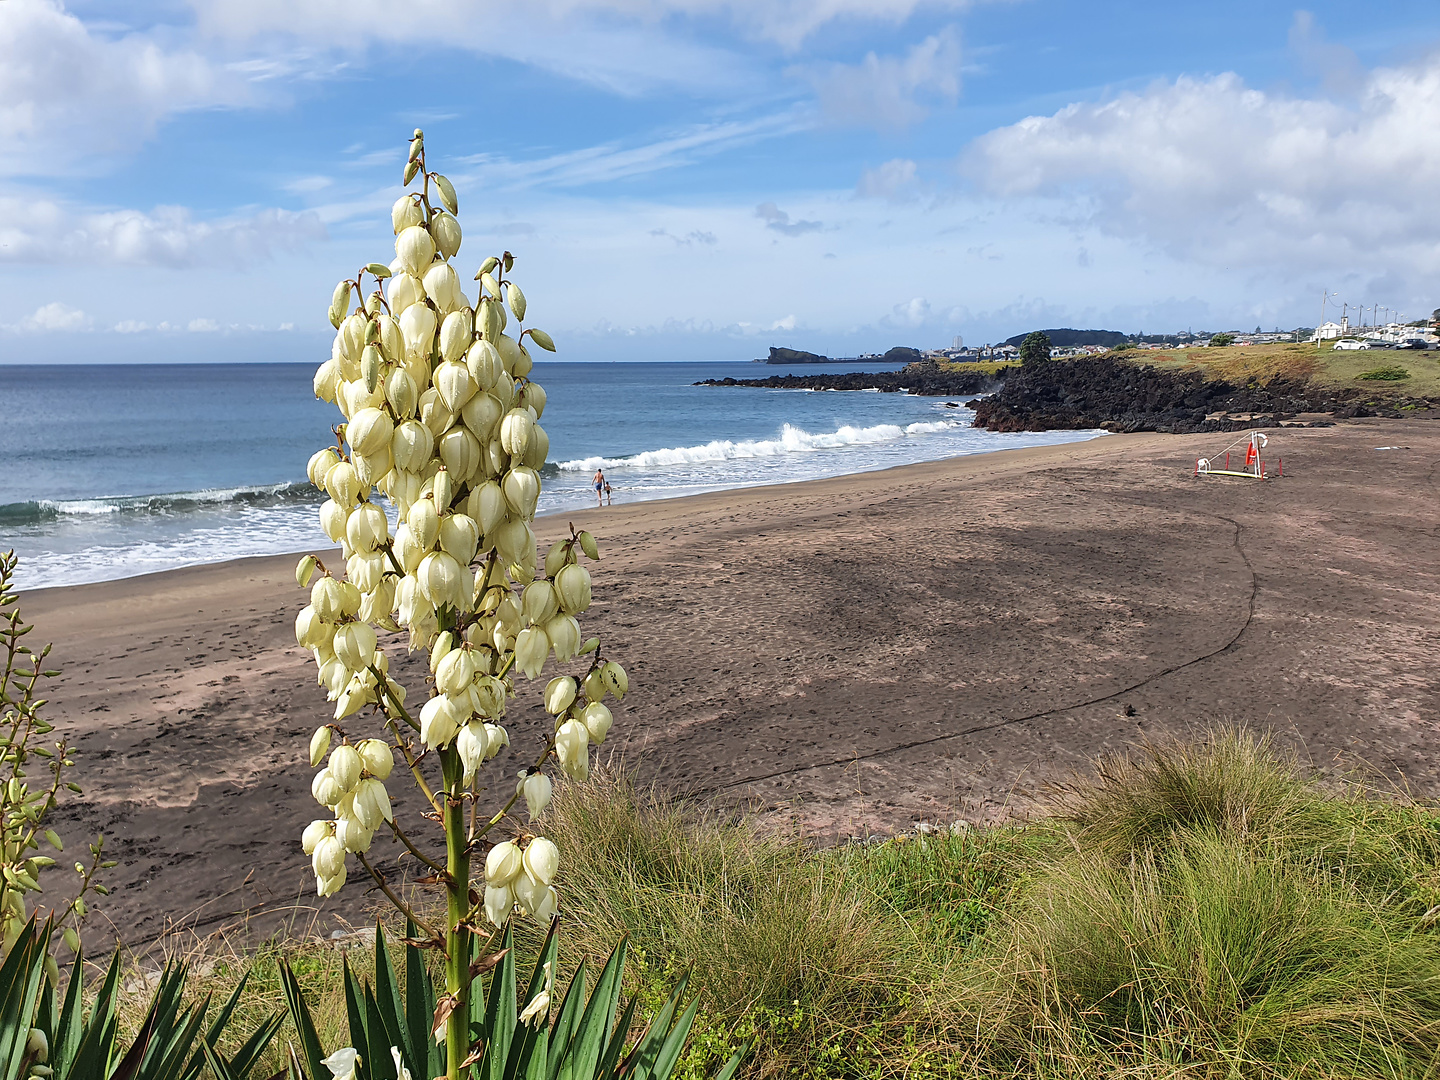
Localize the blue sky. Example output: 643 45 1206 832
2 0 1438 362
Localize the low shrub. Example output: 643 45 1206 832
1357 365 1410 380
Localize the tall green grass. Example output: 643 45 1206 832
122 730 1440 1080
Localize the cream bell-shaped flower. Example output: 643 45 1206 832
301 819 332 855
356 739 394 779
392 420 434 473
389 272 425 315
518 771 552 819
347 407 394 457
521 580 558 627
318 865 347 898
582 702 613 744
472 675 506 718
407 498 440 552
333 623 378 673
308 448 342 488
555 563 591 614
396 224 435 276
483 722 509 759
319 500 347 544
514 626 549 680
545 614 581 663
353 778 393 830
392 195 423 234
390 1047 412 1080
419 694 463 749
439 309 473 363
297 607 331 650
554 718 589 781
313 768 344 807
485 840 523 886
502 467 540 519
312 834 346 879
431 211 462 260
461 391 503 443
544 676 576 716
439 513 480 564
498 410 534 457
322 1048 360 1080
329 743 363 791
484 883 512 927
456 722 486 786
325 461 362 507
435 647 476 696
417 551 465 610
469 481 506 535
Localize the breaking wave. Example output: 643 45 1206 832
0 481 319 526
557 419 965 473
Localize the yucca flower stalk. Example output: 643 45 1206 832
295 131 627 1080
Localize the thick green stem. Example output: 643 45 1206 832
441 745 470 1080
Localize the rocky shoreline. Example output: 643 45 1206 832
969 356 1438 433
694 363 1000 396
699 357 1439 433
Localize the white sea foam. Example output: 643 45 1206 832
558 419 965 473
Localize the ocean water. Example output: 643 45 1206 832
0 362 1105 590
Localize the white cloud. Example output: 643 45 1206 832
857 158 918 200
113 319 149 333
0 198 328 268
0 0 253 176
6 301 92 332
756 201 823 236
808 27 961 130
770 314 797 330
963 54 1440 284
888 296 931 326
187 317 220 332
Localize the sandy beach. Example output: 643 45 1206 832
22 418 1440 949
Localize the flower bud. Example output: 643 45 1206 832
407 498 440 552
512 342 533 379
430 629 455 672
523 836 559 886
309 725 332 767
435 647 476 696
582 668 606 702
582 702 612 744
341 313 367 363
602 660 629 699
506 281 526 321
484 884 512 926
419 694 462 748
554 718 589 781
418 550 465 609
432 468 453 510
529 328 556 352
555 563 591 614
396 224 436 276
379 313 405 363
519 771 552 819
485 840 523 886
544 542 571 580
389 272 425 315
544 677 576 716
502 467 540 519
301 819 331 855
392 195 423 234
431 211 462 260
329 742 363 791
357 738 394 780
498 409 533 457
515 626 549 680
496 333 523 374
346 502 389 553
545 614 580 663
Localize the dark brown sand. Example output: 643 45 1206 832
22 419 1440 950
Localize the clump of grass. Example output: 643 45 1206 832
962 729 1440 1078
1357 365 1411 380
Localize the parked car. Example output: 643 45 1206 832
1395 339 1429 350
1359 339 1391 349
1333 339 1364 350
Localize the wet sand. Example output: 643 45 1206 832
23 420 1440 949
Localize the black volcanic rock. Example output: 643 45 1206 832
696 360 1005 396
966 355 1416 433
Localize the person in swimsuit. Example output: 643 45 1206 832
603 481 613 506
593 468 605 507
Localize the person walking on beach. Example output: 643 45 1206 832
603 480 613 506
593 468 606 507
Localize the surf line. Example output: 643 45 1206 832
708 512 1258 793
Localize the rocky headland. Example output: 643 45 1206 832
697 360 999 395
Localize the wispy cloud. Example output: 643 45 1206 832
805 27 962 131
756 201 823 236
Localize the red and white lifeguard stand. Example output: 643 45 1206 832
1195 431 1274 480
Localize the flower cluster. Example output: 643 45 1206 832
294 131 625 923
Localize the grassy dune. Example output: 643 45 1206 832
136 730 1440 1080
